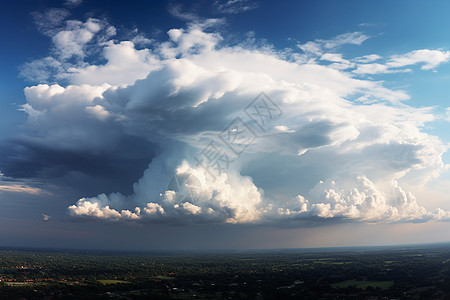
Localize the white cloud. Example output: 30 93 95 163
353 63 389 74
387 49 450 70
354 49 450 75
354 54 382 63
298 32 369 56
274 125 294 133
52 18 102 60
323 32 369 49
21 14 155 86
306 176 429 222
85 105 110 121
320 53 349 63
42 214 51 221
298 34 450 77
18 18 450 225
69 160 263 224
67 41 159 86
68 196 140 221
131 34 153 47
298 41 323 55
320 53 355 70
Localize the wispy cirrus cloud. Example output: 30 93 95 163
213 0 259 14
297 32 450 76
387 49 450 70
353 49 450 74
0 172 45 195
298 31 370 55
64 0 82 8
0 184 43 194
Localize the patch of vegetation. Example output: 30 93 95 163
97 279 131 285
151 275 175 280
331 280 394 290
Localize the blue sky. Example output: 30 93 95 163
1 0 450 250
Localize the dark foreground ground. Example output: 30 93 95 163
1 243 450 299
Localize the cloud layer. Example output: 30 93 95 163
11 12 450 225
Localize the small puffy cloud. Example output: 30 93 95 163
354 54 382 63
20 15 155 86
52 18 102 60
353 63 389 75
298 41 323 55
274 125 294 133
132 34 153 47
42 214 51 221
67 41 159 86
320 53 349 63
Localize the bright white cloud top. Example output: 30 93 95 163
17 13 450 225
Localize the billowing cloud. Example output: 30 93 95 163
69 160 263 224
11 15 450 226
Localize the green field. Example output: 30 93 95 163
152 275 175 280
97 279 131 285
331 280 394 291
5 282 35 286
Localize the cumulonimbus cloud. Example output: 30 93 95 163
15 13 450 225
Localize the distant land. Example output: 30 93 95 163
1 242 450 299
